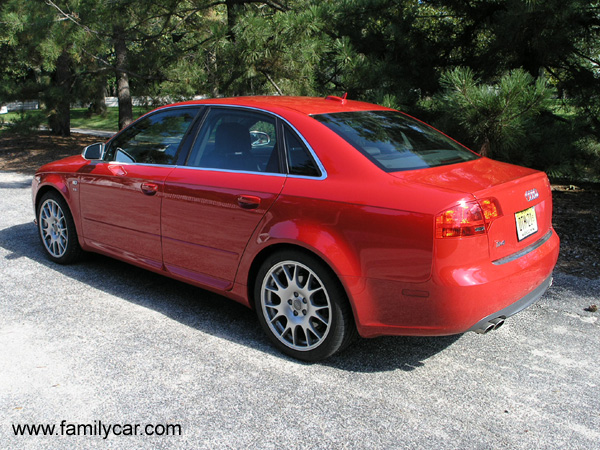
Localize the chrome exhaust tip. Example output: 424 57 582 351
474 317 505 334
475 322 495 334
490 317 505 330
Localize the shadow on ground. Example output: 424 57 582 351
0 221 460 372
0 179 32 189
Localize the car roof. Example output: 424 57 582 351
170 96 393 116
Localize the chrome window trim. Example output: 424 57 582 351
103 105 204 164
492 230 553 265
101 103 328 180
91 161 289 178
194 104 328 180
104 104 204 146
174 164 289 178
94 161 174 169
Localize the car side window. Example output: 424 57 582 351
284 126 321 177
186 108 280 173
104 108 199 165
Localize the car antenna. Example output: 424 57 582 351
325 92 348 104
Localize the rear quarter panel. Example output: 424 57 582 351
258 190 435 282
234 175 445 322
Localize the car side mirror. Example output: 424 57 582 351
82 143 105 160
250 130 271 147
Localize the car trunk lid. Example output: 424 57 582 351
392 157 553 261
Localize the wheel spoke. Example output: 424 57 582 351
312 310 329 327
281 323 294 345
311 303 329 312
265 300 284 318
266 272 286 293
305 322 323 343
269 312 283 325
307 285 324 296
282 264 294 285
294 265 306 289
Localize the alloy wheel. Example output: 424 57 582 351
39 199 69 259
260 260 332 351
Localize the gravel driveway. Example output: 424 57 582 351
1 170 598 450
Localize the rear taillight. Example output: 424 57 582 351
479 198 502 222
435 198 502 238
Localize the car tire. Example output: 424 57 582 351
254 250 357 361
37 191 83 264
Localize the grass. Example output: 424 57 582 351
70 107 152 130
0 109 45 126
1 106 152 132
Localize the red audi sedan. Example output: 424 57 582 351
32 96 560 361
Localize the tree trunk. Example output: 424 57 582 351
207 49 219 97
479 136 491 157
114 26 133 130
89 77 107 116
48 51 71 137
225 0 242 41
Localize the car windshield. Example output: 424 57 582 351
312 110 479 172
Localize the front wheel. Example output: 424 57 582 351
37 191 82 264
254 250 356 361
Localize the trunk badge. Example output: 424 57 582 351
525 188 539 202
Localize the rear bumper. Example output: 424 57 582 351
467 274 552 333
344 228 560 338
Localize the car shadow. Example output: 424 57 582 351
0 180 33 189
0 221 460 372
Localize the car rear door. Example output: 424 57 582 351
78 107 201 270
161 107 286 290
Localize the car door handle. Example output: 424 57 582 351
141 182 159 195
237 195 261 209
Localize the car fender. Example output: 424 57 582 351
256 217 362 278
34 173 83 243
34 173 71 206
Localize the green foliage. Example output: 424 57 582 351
309 0 436 108
69 107 151 131
1 0 599 180
2 111 44 135
429 67 600 181
573 137 600 182
432 67 553 159
1 107 150 132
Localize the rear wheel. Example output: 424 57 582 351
254 250 356 361
37 191 82 264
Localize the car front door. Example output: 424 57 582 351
78 107 201 270
161 107 286 290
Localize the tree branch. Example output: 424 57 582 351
44 0 105 38
80 48 174 82
260 70 283 95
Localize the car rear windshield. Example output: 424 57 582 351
312 110 479 172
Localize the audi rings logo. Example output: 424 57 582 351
525 188 539 202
